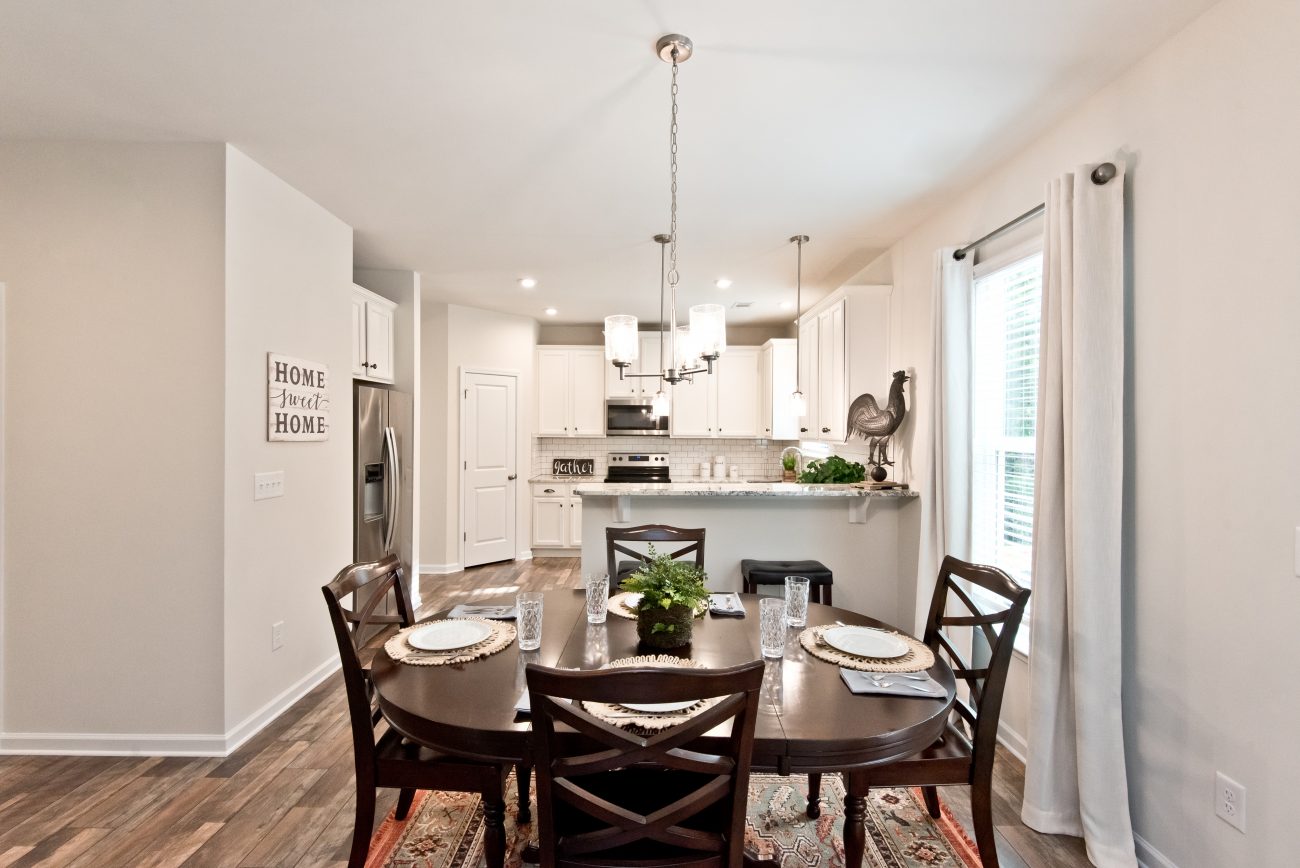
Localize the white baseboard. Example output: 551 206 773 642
0 655 340 758
530 548 579 559
997 719 1028 764
517 549 533 560
1135 833 1179 868
419 562 462 575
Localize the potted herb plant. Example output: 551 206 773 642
619 545 710 649
781 452 799 481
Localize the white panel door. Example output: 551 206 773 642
672 375 712 437
365 300 395 382
569 350 606 436
797 318 818 438
818 300 846 440
464 372 517 567
536 350 572 435
351 294 368 377
638 333 664 397
567 498 583 547
715 348 759 437
531 498 566 547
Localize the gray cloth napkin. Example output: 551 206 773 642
449 603 516 619
514 690 530 714
839 668 946 698
708 592 745 617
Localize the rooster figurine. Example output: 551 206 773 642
845 370 910 475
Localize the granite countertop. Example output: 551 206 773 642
572 481 917 498
528 474 599 483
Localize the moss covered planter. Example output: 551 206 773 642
636 603 694 649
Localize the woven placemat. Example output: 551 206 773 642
607 592 709 621
580 655 719 732
799 624 935 673
384 617 516 666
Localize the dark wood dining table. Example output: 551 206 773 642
372 591 956 866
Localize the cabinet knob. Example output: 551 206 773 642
543 488 556 493
821 427 831 433
800 427 808 433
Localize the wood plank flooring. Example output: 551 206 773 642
0 557 1089 867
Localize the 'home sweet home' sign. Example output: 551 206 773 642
267 353 331 441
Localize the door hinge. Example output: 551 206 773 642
464 460 467 469
464 532 467 541
464 388 468 399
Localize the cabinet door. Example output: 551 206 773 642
569 350 606 436
759 345 773 437
797 318 818 438
671 375 712 437
769 341 800 441
818 301 846 440
365 300 396 382
567 498 583 547
536 350 572 435
638 333 664 396
351 294 368 377
605 345 637 398
532 498 567 547
715 349 759 437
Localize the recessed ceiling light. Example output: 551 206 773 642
779 300 795 310
519 277 537 289
714 278 732 289
544 307 558 316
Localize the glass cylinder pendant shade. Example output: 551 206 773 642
603 315 639 365
689 303 726 359
650 389 670 417
674 324 701 370
790 390 807 417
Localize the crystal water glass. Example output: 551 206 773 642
760 597 787 659
517 591 544 651
785 576 810 628
585 573 609 624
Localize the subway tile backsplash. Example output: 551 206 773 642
533 437 793 481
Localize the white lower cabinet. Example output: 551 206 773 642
568 498 583 547
531 482 582 550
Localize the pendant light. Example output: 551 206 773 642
790 235 810 417
604 33 726 390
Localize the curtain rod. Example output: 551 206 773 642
952 162 1117 261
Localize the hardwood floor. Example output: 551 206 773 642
0 557 1088 867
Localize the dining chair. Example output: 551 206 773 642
606 524 706 588
808 555 1030 868
526 659 764 868
322 556 525 868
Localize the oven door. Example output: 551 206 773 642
606 399 669 436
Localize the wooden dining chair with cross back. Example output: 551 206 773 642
606 524 706 588
322 555 527 868
526 659 764 868
807 555 1030 868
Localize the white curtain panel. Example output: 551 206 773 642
1021 164 1135 867
914 248 972 632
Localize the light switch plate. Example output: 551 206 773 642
255 471 285 501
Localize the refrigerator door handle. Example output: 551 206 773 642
383 426 400 554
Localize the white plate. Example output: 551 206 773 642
821 626 909 659
408 620 493 652
619 699 697 714
618 592 643 609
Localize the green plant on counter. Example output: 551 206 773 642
782 453 798 472
797 454 866 484
620 545 710 642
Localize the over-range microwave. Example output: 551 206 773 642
606 398 669 436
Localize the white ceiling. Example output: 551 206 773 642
1 1 1216 324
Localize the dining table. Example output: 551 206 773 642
371 590 957 867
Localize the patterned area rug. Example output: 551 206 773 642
366 772 980 867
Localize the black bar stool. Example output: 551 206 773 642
740 559 833 605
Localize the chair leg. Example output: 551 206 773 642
822 586 832 606
921 785 940 819
395 787 416 821
970 776 1000 868
348 782 376 868
515 761 532 823
806 772 822 819
482 796 506 868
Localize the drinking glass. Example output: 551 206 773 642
584 573 609 624
760 597 787 659
517 591 544 651
784 576 810 628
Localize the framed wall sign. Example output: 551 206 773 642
267 353 330 441
553 458 595 476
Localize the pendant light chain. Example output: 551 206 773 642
667 53 680 373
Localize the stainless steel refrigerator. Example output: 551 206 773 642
354 384 414 577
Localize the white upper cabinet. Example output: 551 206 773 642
816 300 846 440
796 286 892 443
759 339 799 440
670 348 759 438
797 318 818 438
670 371 711 437
605 331 667 398
537 346 605 437
351 285 396 383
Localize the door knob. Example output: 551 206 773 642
507 474 517 481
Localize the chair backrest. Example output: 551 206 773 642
606 524 706 586
321 555 415 773
527 660 764 868
922 556 1030 770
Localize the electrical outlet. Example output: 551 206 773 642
271 621 285 651
254 471 285 501
1215 772 1246 832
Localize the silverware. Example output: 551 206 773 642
869 675 937 694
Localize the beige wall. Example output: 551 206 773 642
0 142 228 742
419 302 451 570
886 0 1300 864
222 146 354 735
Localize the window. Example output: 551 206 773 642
970 248 1042 652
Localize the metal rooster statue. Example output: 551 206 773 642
845 370 910 481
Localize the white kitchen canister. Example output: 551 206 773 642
713 458 727 478
699 462 712 479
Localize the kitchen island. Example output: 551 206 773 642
574 481 918 619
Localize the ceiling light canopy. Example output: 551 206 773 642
604 34 725 391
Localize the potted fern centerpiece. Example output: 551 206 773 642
619 544 710 649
